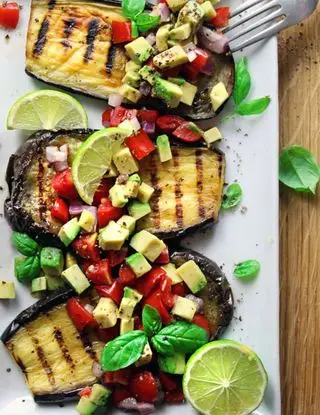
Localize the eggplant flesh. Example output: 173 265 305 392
26 0 234 120
5 130 225 246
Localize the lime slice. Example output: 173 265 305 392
72 128 129 204
7 90 88 130
183 340 268 415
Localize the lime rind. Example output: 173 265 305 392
183 340 268 415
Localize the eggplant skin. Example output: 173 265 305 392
170 248 233 339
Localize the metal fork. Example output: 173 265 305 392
223 0 318 52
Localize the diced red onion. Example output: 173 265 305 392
54 160 69 172
200 57 215 75
118 398 155 415
158 3 171 21
130 117 141 132
92 361 103 379
186 294 204 313
136 403 155 415
108 93 123 107
46 146 66 163
187 50 197 62
69 201 84 216
59 144 68 155
84 303 94 313
198 26 229 54
142 120 155 134
139 81 151 97
146 33 156 46
183 42 196 53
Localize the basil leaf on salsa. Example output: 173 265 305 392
122 0 145 19
233 57 251 105
142 305 162 337
101 330 147 371
136 13 160 33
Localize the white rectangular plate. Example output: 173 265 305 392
0 1 280 414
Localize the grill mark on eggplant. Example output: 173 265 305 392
149 152 161 230
48 0 56 9
84 19 100 62
172 148 183 228
31 335 56 387
53 328 76 370
106 44 117 74
37 159 46 221
16 356 27 377
217 153 223 178
62 18 77 48
33 18 50 57
79 331 99 363
195 149 206 219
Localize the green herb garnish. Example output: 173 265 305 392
233 57 251 105
142 305 162 337
236 96 271 116
234 260 260 280
222 183 242 209
189 122 203 135
136 13 160 33
14 255 41 283
11 232 39 256
122 0 146 19
131 21 139 38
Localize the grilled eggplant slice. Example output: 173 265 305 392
5 130 225 245
25 0 234 120
1 288 104 403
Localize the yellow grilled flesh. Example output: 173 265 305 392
138 147 225 236
26 0 128 98
5 304 104 397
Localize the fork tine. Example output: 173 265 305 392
227 8 284 42
229 0 266 18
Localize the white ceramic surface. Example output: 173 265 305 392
0 1 280 414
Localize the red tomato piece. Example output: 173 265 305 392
97 198 123 228
72 233 100 262
158 372 178 392
144 289 173 325
93 179 115 206
107 248 128 267
125 130 156 161
160 276 175 309
66 298 97 331
51 197 69 224
211 6 231 28
137 109 159 123
110 107 138 127
156 115 186 133
192 314 211 336
0 2 19 29
172 282 188 297
85 259 113 285
103 368 132 386
112 388 133 406
134 267 166 297
97 324 119 342
191 48 210 72
79 386 92 398
95 281 124 306
134 316 144 331
154 247 169 264
129 371 158 403
165 389 185 403
173 122 203 143
112 21 132 44
182 63 199 82
102 109 112 127
118 264 136 286
51 168 79 200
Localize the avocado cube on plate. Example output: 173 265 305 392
157 134 172 163
176 260 207 293
76 397 97 415
118 297 137 319
135 343 153 367
113 146 139 175
58 218 80 246
127 200 151 220
153 45 188 70
137 182 155 203
123 286 143 303
169 23 192 41
130 230 166 262
79 209 96 233
62 264 90 294
31 276 47 294
117 215 136 235
201 1 216 19
203 126 223 145
126 252 152 277
99 221 130 251
93 298 118 329
109 184 129 208
120 318 135 335
125 181 140 198
171 295 196 321
119 84 142 104
153 77 183 108
156 24 173 52
0 280 16 299
180 81 198 106
210 82 229 111
122 71 141 88
158 352 186 374
46 274 66 291
161 263 183 284
166 0 188 12
125 37 154 64
40 247 64 276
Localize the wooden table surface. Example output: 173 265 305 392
279 5 319 415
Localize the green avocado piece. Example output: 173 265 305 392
0 280 16 299
31 276 47 294
157 134 172 162
46 275 66 291
76 397 97 415
153 77 183 108
126 253 152 277
40 247 64 276
89 384 111 407
62 264 90 294
127 200 151 220
58 218 80 246
158 352 186 374
128 173 141 184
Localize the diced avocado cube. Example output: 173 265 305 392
66 252 77 268
109 184 129 208
31 276 47 294
126 252 152 277
122 71 141 88
124 286 143 303
76 397 97 415
177 1 204 28
125 181 140 198
158 352 186 374
0 280 16 299
139 65 158 86
119 84 142 104
40 247 64 277
117 215 137 235
137 182 155 203
153 77 183 108
58 218 80 246
79 210 96 233
120 318 134 335
135 343 153 367
118 297 137 319
169 23 192 41
99 221 129 251
125 60 141 73
210 82 229 111
93 298 118 328
46 275 66 291
62 264 90 294
203 126 223 145
113 146 139 175
105 162 118 178
157 134 172 162
156 24 173 52
128 173 141 184
127 200 151 220
166 0 188 12
89 384 111 407
171 295 196 321
176 260 207 293
161 263 183 284
153 45 188 70
180 81 198 106
125 37 154 64
201 1 216 19
130 230 166 262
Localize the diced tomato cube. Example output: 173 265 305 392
160 276 175 309
134 267 166 297
144 289 173 325
66 298 97 331
112 388 133 406
95 281 124 306
211 7 230 28
125 130 156 160
93 179 114 207
0 2 20 29
97 198 123 228
103 368 132 386
172 282 188 297
173 121 203 143
112 21 132 44
118 264 137 286
154 247 169 264
102 109 112 127
158 372 178 392
165 389 185 403
107 248 128 267
137 110 158 124
97 324 119 342
72 233 100 262
129 371 158 403
51 168 78 200
192 314 211 336
84 259 113 285
51 197 69 224
79 386 92 398
156 115 186 133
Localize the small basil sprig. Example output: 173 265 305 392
233 57 251 105
136 13 160 33
279 145 320 194
235 97 271 116
12 232 39 257
15 255 41 283
142 305 162 337
234 260 260 280
222 183 242 209
151 322 208 356
101 330 147 371
122 0 145 19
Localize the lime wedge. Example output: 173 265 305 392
72 128 129 204
7 90 88 131
183 340 268 415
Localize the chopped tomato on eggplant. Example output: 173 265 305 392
173 122 203 142
129 371 158 403
51 197 69 224
211 6 231 28
134 267 166 297
0 2 19 29
93 179 114 206
108 248 128 267
156 115 186 133
112 21 132 44
182 48 210 81
102 108 112 127
95 281 124 306
138 110 158 124
158 372 178 392
144 289 173 325
85 259 113 285
110 107 137 127
72 233 100 262
97 324 120 343
51 168 78 200
125 130 156 160
154 247 169 264
165 389 185 403
172 282 188 297
66 298 97 331
103 368 132 386
118 264 137 286
97 198 124 228
112 388 133 406
160 276 175 309
134 315 144 331
79 386 92 398
192 314 211 336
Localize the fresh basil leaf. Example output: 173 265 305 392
222 183 242 209
142 305 162 337
235 96 271 116
279 145 320 194
151 322 208 356
136 13 160 33
122 0 145 19
234 260 260 280
14 255 41 283
101 330 147 371
12 232 39 256
131 20 139 39
233 57 251 105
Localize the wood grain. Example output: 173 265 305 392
279 5 320 415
